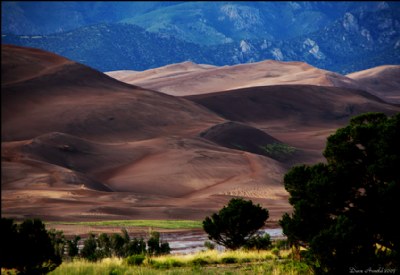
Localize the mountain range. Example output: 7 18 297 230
2 44 399 222
2 1 400 73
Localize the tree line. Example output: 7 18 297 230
0 219 170 274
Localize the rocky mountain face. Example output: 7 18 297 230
2 2 392 42
2 2 399 73
214 6 400 73
2 24 210 71
1 2 177 35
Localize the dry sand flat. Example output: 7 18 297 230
2 45 399 226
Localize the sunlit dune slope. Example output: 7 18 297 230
106 60 362 96
106 61 215 84
346 65 400 104
107 60 400 105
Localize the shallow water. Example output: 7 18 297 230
163 228 284 254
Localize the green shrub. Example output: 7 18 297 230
147 231 171 256
273 239 289 250
191 257 209 266
221 256 237 264
204 240 215 250
151 258 184 269
81 233 98 262
108 267 123 275
260 142 296 160
126 254 145 266
271 247 280 258
203 198 269 250
125 237 146 256
244 233 271 251
238 257 251 263
66 235 81 258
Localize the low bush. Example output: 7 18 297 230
190 257 209 266
204 240 215 250
271 247 280 258
125 254 145 266
151 258 185 269
221 256 237 264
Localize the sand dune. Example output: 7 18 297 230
186 85 398 125
2 45 398 224
186 84 400 164
106 61 215 84
346 65 400 103
2 134 290 221
2 45 223 142
1 45 290 222
2 44 75 85
106 60 362 96
106 60 399 105
199 121 305 164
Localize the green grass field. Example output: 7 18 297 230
46 220 203 229
49 250 313 275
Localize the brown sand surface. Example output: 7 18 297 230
186 85 399 127
106 61 215 85
2 45 399 227
346 65 400 103
105 60 362 96
1 45 289 224
106 60 399 105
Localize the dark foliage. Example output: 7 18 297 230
280 112 400 274
0 218 63 274
80 233 98 262
80 229 169 261
126 254 146 266
244 233 272 251
147 231 171 256
203 198 269 249
96 233 112 258
110 233 126 257
66 235 81 258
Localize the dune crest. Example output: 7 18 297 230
346 65 400 103
106 59 363 96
